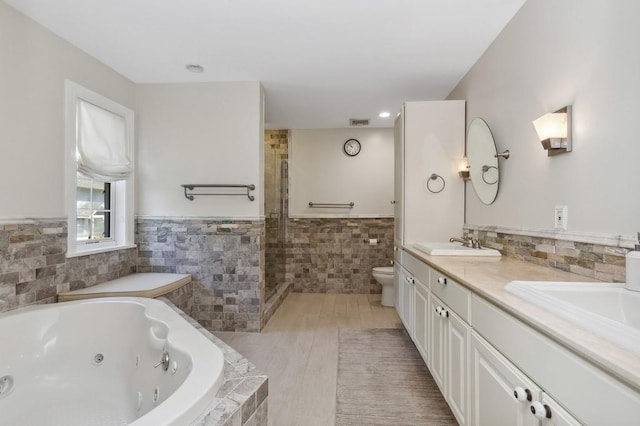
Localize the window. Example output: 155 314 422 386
65 81 135 256
76 175 112 241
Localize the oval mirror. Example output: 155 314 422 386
467 118 499 205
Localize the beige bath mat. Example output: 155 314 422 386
335 328 457 425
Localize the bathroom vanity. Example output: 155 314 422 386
394 246 640 426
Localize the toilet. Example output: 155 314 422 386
372 266 395 307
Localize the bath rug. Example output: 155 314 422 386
335 328 457 426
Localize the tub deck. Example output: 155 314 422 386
57 273 191 302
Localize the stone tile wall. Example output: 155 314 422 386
466 227 628 282
286 218 394 293
136 218 265 332
162 280 194 317
0 220 136 313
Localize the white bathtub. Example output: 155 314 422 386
0 297 224 426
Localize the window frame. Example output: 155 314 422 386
65 80 136 257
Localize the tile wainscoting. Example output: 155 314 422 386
136 217 265 332
0 219 136 313
465 224 630 282
286 217 394 293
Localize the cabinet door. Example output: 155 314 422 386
413 280 429 363
447 310 470 426
429 295 447 394
396 267 413 334
402 274 414 335
470 331 540 426
394 264 402 315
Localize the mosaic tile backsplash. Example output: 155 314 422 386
136 218 265 332
466 226 629 282
286 218 394 293
0 220 136 313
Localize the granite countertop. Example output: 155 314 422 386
402 245 640 392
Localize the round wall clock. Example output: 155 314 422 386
343 138 361 157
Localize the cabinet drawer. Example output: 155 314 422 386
471 294 640 425
429 269 470 322
400 250 430 285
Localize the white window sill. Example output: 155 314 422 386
66 243 137 259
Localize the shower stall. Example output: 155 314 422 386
264 130 289 301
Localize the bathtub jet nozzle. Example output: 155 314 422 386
0 375 14 398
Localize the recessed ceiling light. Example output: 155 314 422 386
379 111 391 118
185 64 204 73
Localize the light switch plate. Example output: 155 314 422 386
554 205 568 230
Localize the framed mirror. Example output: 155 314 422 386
467 118 499 205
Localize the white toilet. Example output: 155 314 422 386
372 266 395 307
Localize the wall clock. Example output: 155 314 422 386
343 138 361 157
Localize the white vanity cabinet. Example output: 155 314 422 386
429 293 471 426
471 293 640 425
395 249 640 426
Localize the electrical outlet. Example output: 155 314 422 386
554 205 568 230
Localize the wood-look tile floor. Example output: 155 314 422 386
216 293 403 426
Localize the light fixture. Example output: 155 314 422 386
458 157 470 180
379 111 391 118
532 106 572 156
185 64 204 73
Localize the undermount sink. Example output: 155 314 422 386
414 242 502 257
506 281 640 355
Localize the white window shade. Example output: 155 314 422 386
77 100 132 181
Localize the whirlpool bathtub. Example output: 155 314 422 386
0 297 224 426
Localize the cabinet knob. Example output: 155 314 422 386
435 306 441 315
391 201 396 204
513 387 532 402
530 401 552 419
440 308 449 318
437 277 447 285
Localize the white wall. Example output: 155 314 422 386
289 128 394 217
135 82 264 218
449 0 640 236
0 2 135 219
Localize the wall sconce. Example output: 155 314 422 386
532 106 572 156
458 157 470 181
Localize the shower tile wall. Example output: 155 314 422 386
286 218 394 293
0 220 136 313
136 217 265 332
467 226 629 282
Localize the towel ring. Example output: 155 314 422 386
481 165 498 185
425 173 445 194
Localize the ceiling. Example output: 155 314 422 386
5 0 526 129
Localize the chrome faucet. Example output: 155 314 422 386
449 236 482 249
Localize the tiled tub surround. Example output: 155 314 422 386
464 224 631 282
0 219 136 313
160 297 269 425
136 218 265 332
286 218 394 293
